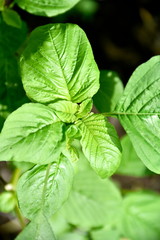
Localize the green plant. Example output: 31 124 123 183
1 2 160 240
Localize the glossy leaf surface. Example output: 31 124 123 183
16 0 80 17
20 23 99 104
93 70 123 112
16 213 56 240
116 56 160 173
76 113 121 178
0 103 64 164
17 155 74 219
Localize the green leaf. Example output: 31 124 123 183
117 135 147 177
59 232 86 240
17 154 74 220
0 14 27 54
0 55 27 110
20 23 99 104
0 103 64 164
76 113 121 178
0 14 28 114
61 168 122 229
16 212 56 240
0 0 4 11
115 56 160 174
93 70 124 112
15 0 80 17
49 212 69 237
0 192 16 212
2 9 22 29
0 104 9 130
91 228 120 240
121 191 160 240
76 98 93 118
49 100 78 123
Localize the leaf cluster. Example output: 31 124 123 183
1 2 160 239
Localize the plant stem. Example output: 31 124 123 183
15 204 26 229
11 168 21 190
10 168 26 229
103 112 160 117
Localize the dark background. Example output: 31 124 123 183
14 0 160 84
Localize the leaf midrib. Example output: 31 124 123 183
105 112 160 116
48 29 71 101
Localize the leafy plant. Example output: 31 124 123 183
1 2 160 239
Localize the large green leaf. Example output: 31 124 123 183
121 191 160 240
117 135 147 177
0 103 64 164
20 23 99 104
17 154 74 220
93 70 124 112
60 168 122 229
16 213 56 240
16 0 80 17
76 113 121 178
115 56 160 173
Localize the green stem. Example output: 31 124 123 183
9 168 26 229
15 204 26 229
11 168 21 190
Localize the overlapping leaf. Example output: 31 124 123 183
49 100 78 123
91 228 120 240
61 168 122 228
2 9 22 28
115 56 160 173
15 0 80 17
117 135 148 177
0 192 16 213
121 191 160 240
20 23 99 104
0 14 27 54
93 70 124 112
17 154 74 220
16 213 56 240
0 14 27 120
76 113 121 178
0 103 64 164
